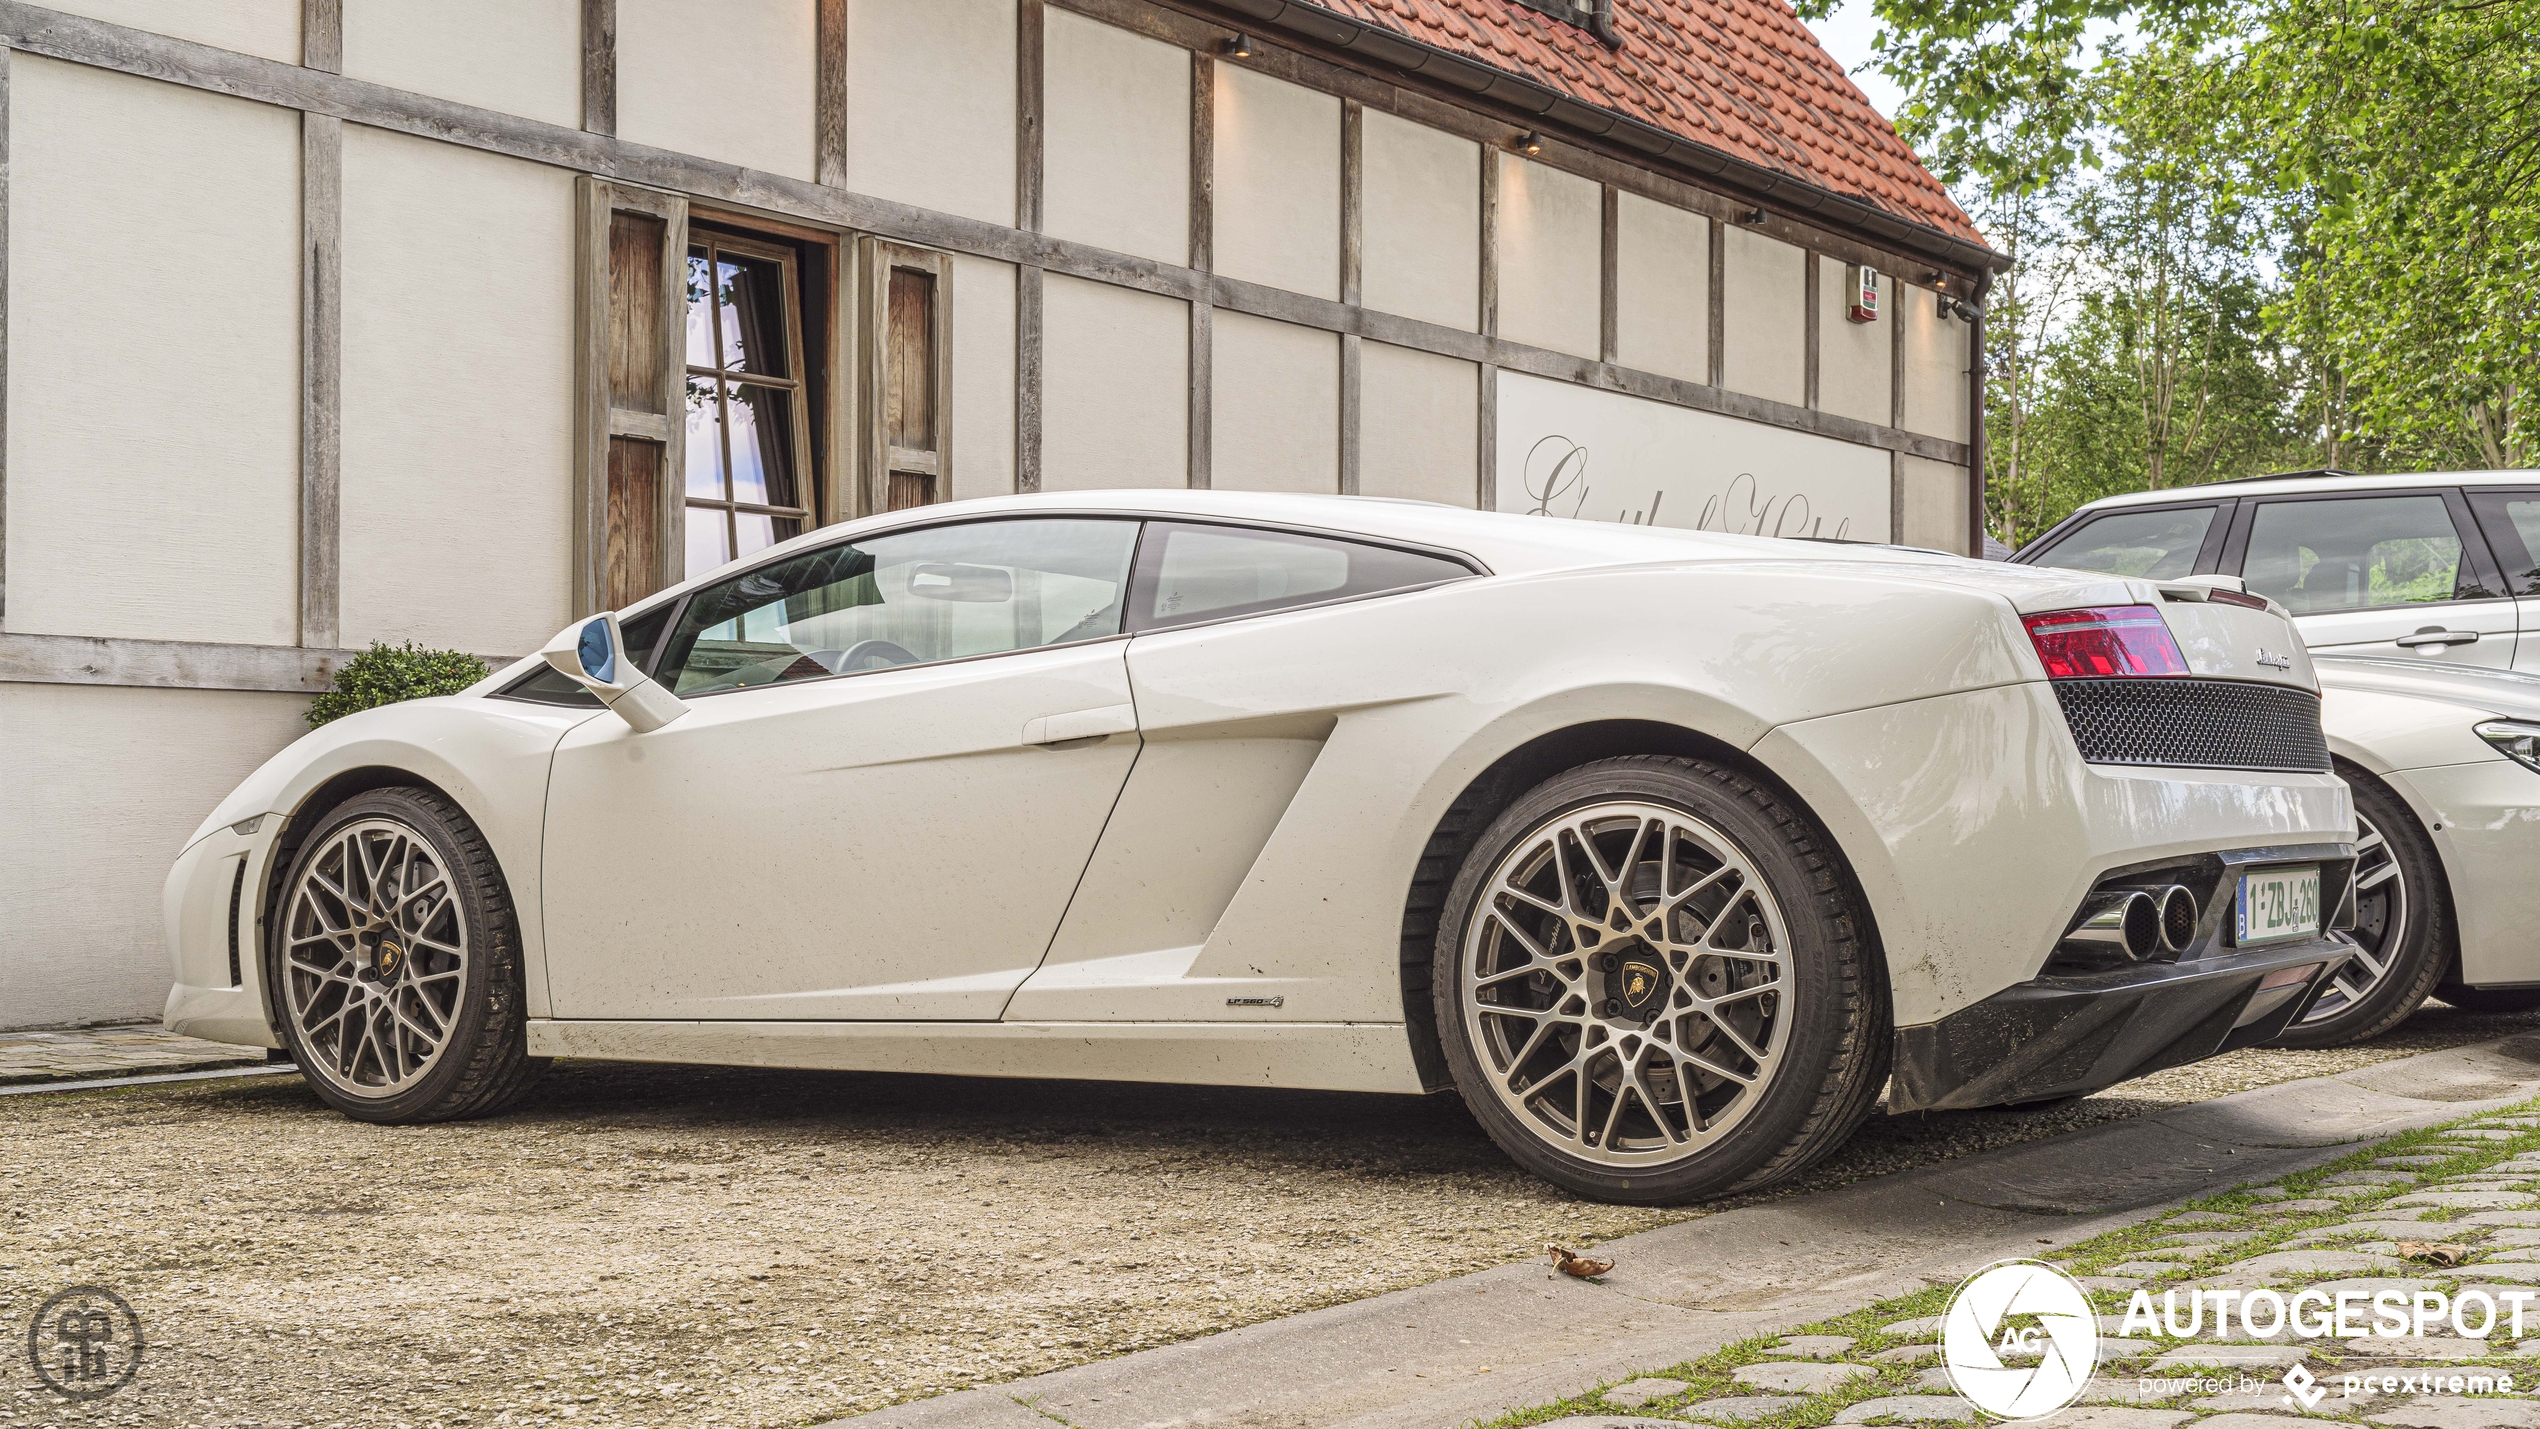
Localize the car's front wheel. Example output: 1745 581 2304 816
2269 768 2451 1049
1431 756 1887 1204
267 787 545 1123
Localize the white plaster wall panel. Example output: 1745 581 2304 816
1359 342 1477 507
7 59 299 645
950 254 1018 501
1210 310 1338 494
340 126 575 655
1361 109 1478 331
1043 10 1188 265
848 0 1017 226
344 0 581 128
1817 255 1892 425
1041 274 1187 491
1212 66 1339 300
1720 225 1806 407
44 0 299 62
1494 153 1599 358
1898 454 1971 553
618 0 816 181
1614 191 1707 384
1902 285 1972 440
0 683 307 1029
1495 370 1888 538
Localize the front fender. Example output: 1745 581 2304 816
173 694 599 1024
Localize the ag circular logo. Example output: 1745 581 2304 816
24 1284 144 1401
1941 1259 2097 1419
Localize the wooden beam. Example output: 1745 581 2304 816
299 112 343 649
1707 216 1726 389
1188 51 1213 490
0 632 517 693
301 0 340 73
1599 183 1618 366
1188 299 1212 489
1016 0 1045 492
816 0 847 188
1803 247 1820 411
1338 333 1360 496
1478 144 1500 342
1476 361 1497 513
579 0 613 134
1017 264 1043 492
1017 0 1044 233
1339 99 1362 497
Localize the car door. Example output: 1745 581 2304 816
2223 489 2518 666
542 516 1146 1020
2464 487 2540 672
1003 520 1484 1023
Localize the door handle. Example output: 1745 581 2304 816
2395 628 2481 648
1023 703 1137 746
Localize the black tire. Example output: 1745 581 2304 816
1430 755 1888 1204
266 787 546 1123
2434 984 2540 1016
2268 768 2451 1049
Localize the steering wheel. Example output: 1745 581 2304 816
830 639 920 673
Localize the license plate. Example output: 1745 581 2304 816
2236 865 2322 945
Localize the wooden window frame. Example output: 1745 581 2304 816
684 228 820 568
860 239 955 514
574 178 689 616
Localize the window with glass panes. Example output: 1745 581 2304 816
685 232 817 576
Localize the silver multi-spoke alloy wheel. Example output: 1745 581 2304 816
282 816 472 1099
1460 800 1791 1168
2301 807 2405 1026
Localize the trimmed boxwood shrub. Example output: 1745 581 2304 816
306 642 491 729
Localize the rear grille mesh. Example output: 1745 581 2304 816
2052 678 2331 773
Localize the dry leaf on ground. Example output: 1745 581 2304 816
2397 1241 2472 1266
1548 1243 1614 1278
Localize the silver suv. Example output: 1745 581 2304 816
2013 471 2539 670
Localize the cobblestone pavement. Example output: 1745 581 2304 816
0 1025 264 1085
1499 1108 2540 1429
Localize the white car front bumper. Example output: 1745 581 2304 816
162 818 284 1049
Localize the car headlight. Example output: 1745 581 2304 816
2476 720 2540 774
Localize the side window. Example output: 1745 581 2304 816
2240 496 2493 614
1131 523 1477 632
653 519 1140 696
2022 507 2216 579
2468 490 2540 596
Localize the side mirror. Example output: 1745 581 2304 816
539 613 688 733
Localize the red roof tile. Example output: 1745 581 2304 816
1310 0 1984 248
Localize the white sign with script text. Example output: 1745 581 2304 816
1494 371 1891 541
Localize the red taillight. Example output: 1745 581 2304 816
2022 605 2190 679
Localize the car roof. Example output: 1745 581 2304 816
724 489 1950 580
2069 469 2536 514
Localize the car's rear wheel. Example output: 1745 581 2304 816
2269 769 2450 1049
268 788 545 1123
1431 756 1887 1204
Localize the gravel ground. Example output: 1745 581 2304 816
4 999 2535 1429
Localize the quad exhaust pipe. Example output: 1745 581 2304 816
2060 884 2200 964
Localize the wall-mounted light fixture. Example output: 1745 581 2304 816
1514 131 1545 155
1221 33 1254 57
